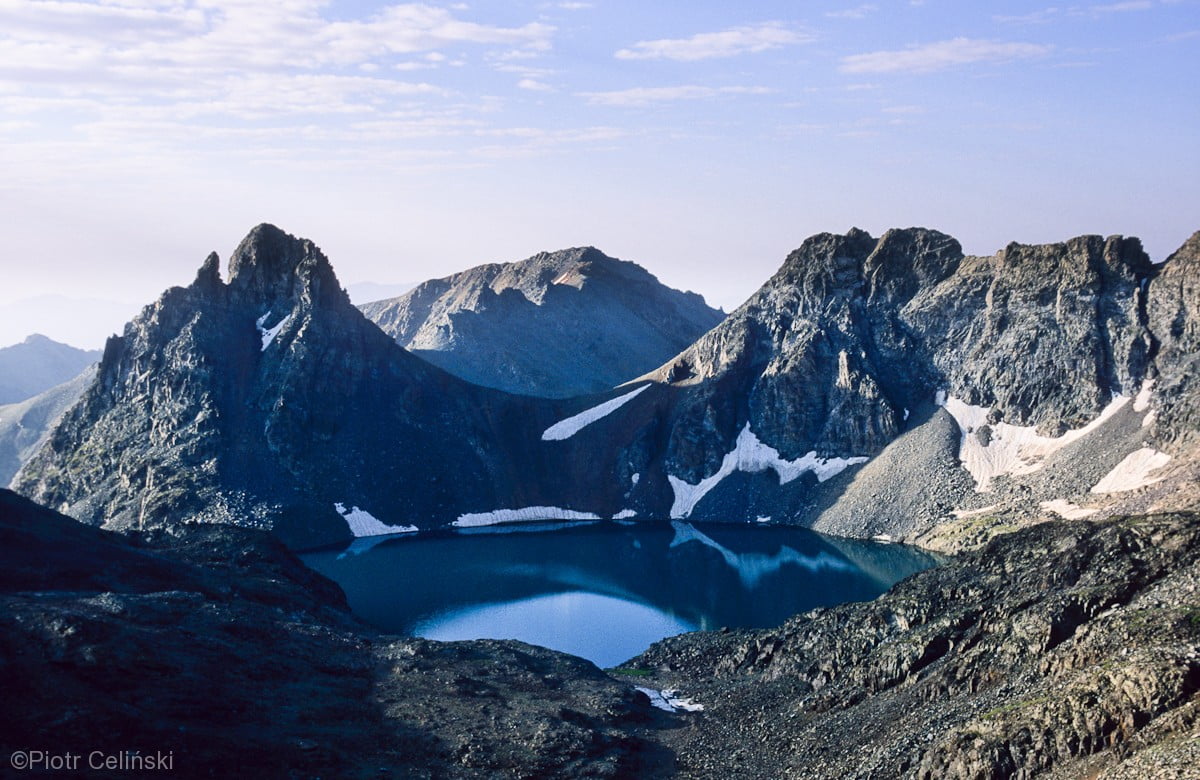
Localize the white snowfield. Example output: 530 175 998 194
1040 499 1099 519
541 384 650 441
612 509 637 519
451 506 602 528
1090 448 1172 493
635 687 704 713
940 394 1129 492
256 310 292 351
334 503 418 537
667 424 868 519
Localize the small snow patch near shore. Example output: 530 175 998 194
452 506 602 528
335 503 417 537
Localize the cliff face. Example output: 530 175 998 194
11 225 1198 549
360 246 723 398
14 226 626 548
1148 231 1200 451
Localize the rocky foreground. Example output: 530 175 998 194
3 487 1198 778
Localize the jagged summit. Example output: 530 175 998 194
361 244 724 398
224 223 349 310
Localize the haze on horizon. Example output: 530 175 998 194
1 0 1197 349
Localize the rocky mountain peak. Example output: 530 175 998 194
226 223 348 311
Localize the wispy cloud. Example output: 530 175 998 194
614 23 809 61
841 38 1052 74
517 78 554 92
825 4 879 20
579 85 771 106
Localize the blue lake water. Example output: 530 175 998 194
301 520 937 668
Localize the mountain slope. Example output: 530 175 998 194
360 247 724 398
0 366 95 487
13 225 1198 550
0 334 100 404
14 226 638 548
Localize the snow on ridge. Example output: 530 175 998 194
542 384 650 441
667 424 868 519
1133 379 1154 413
334 502 418 537
940 394 1129 492
452 506 602 528
613 509 637 519
1090 448 1172 494
635 687 704 713
256 310 293 351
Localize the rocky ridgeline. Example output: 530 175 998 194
10 224 1200 550
360 246 723 398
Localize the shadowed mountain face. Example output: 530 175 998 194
12 224 1199 550
359 247 724 398
13 226 640 548
0 334 100 405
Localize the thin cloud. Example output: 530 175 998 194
841 38 1052 74
517 78 554 92
579 85 771 106
825 5 879 20
614 23 809 61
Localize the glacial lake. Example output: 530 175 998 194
301 521 937 668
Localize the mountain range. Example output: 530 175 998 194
0 334 99 405
359 246 723 398
12 224 1200 551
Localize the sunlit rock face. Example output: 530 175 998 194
360 246 724 399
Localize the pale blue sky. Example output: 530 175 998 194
1 0 1197 347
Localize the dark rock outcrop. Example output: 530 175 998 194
0 334 100 405
0 489 667 778
360 246 723 398
628 512 1200 778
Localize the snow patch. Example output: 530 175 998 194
1040 499 1098 519
542 384 650 441
635 687 704 713
452 506 602 528
631 473 640 486
667 424 868 519
613 509 637 520
256 310 293 351
1133 379 1154 413
941 395 1129 491
1090 448 1172 494
755 516 771 524
334 503 417 537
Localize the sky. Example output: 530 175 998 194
1 0 1198 348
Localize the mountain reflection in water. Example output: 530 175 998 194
302 520 936 667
